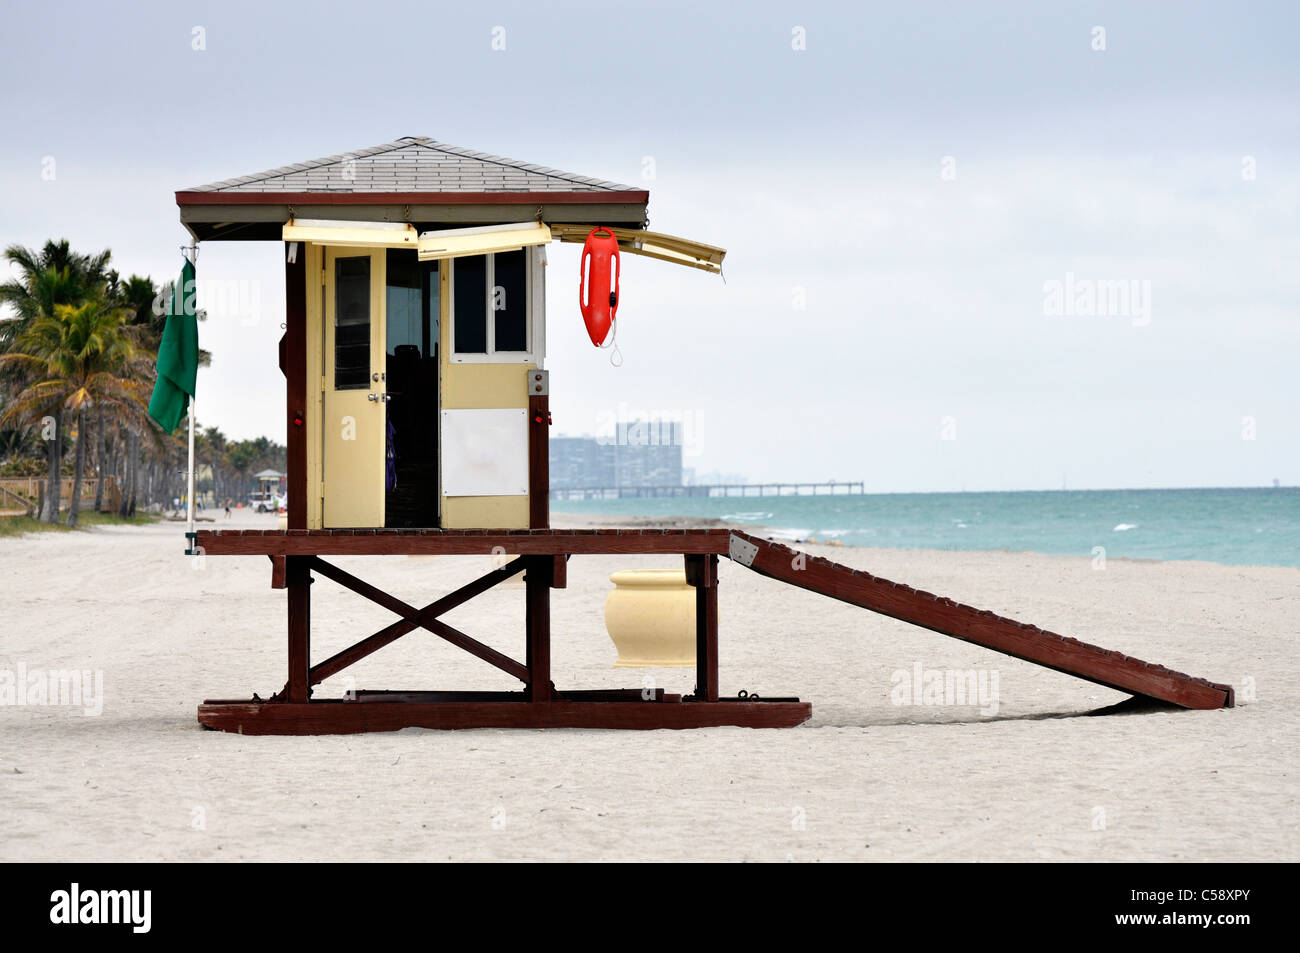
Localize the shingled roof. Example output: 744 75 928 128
183 136 639 195
177 137 650 241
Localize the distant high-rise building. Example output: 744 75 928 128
549 436 615 489
613 420 682 488
549 421 684 489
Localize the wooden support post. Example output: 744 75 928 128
528 372 549 529
283 243 307 531
525 554 552 702
270 555 286 589
286 556 311 702
686 553 719 702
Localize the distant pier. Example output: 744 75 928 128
550 481 865 501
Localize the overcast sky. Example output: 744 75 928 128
2 0 1295 491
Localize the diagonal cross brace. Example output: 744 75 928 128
302 556 530 688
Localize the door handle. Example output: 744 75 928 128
367 393 379 402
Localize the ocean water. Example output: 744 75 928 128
555 487 1300 567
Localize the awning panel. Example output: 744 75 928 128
282 219 418 248
417 221 552 261
549 224 725 274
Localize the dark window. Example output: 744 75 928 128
334 256 370 389
493 250 528 352
385 249 423 357
454 255 487 353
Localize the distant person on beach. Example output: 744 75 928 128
224 498 232 519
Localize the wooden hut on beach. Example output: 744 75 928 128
182 137 1232 734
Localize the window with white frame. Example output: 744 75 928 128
450 248 544 362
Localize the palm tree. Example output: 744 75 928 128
200 425 230 505
0 241 112 348
91 274 161 513
227 442 257 500
0 298 152 527
1 243 114 520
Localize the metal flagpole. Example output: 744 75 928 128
185 241 198 554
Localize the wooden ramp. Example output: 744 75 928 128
726 532 1234 710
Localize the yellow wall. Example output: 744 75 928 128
441 495 531 529
303 243 535 530
441 362 531 409
438 261 533 529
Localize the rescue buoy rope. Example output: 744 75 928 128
600 316 623 366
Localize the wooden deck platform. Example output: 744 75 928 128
198 694 812 734
191 527 1232 734
195 526 733 556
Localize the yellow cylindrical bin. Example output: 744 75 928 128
604 569 697 667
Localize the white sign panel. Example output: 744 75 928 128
440 408 529 497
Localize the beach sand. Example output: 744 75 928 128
1 510 1295 862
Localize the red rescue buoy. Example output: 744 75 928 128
579 226 620 346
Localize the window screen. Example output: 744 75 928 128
385 249 422 356
334 256 370 389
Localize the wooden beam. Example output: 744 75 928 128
195 528 732 557
307 557 530 684
269 555 286 589
528 387 549 529
727 532 1234 710
284 244 307 530
178 189 650 207
423 618 532 685
286 556 311 702
525 555 552 702
311 614 425 687
686 554 719 702
197 699 812 734
307 558 528 685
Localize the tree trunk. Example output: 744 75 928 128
117 429 129 517
43 411 63 523
119 428 137 517
128 431 139 516
67 406 87 527
93 405 106 512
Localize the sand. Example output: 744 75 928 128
0 510 1295 862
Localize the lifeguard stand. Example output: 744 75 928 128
251 468 283 507
185 137 811 732
186 138 1231 734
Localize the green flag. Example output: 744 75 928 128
148 257 199 432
